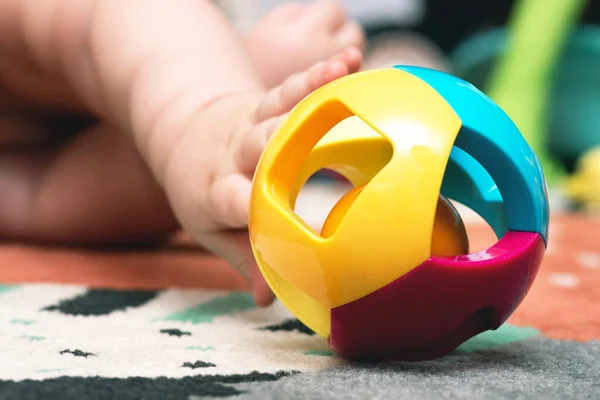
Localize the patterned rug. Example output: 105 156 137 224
0 188 599 399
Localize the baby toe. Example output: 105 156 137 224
335 21 365 51
332 46 363 74
309 59 349 88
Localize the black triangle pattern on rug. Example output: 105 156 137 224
41 289 160 316
59 349 96 358
183 360 216 369
160 328 191 337
258 319 315 335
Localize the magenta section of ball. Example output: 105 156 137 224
329 231 545 361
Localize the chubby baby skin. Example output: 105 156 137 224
0 0 364 306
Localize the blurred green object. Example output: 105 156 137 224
451 0 589 184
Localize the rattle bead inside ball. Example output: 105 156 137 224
431 195 469 256
321 184 365 238
322 185 469 256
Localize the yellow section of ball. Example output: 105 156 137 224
322 185 469 256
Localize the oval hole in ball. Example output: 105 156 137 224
292 115 394 237
293 169 354 234
428 145 508 259
445 200 498 254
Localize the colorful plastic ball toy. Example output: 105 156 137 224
249 66 549 361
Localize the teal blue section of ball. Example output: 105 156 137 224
394 65 549 244
443 146 506 239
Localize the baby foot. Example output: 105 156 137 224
245 0 364 88
163 48 362 305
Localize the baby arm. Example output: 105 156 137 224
0 0 362 304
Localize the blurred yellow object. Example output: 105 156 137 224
564 146 600 211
